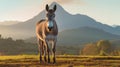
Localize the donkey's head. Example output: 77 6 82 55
46 4 56 21
46 4 57 31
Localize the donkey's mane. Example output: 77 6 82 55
37 19 46 25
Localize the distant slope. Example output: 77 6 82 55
0 21 20 25
58 27 120 46
0 2 120 39
110 40 120 49
25 27 120 46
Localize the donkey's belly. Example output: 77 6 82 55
46 34 57 41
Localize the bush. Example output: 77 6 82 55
81 40 115 56
82 43 100 55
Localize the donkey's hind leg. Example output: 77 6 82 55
43 41 47 62
38 39 43 63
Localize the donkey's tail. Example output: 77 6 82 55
36 33 44 42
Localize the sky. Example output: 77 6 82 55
0 0 120 26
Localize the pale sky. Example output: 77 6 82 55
0 0 120 26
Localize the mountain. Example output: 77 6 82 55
25 27 120 46
0 2 120 39
0 21 20 26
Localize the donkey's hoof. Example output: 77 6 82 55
53 58 56 64
44 57 47 62
53 60 56 64
48 60 50 63
53 62 56 64
48 61 50 63
39 60 43 63
39 58 43 63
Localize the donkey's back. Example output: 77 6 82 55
36 19 48 41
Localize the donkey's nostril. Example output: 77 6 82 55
48 27 53 31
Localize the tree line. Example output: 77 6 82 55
0 34 38 55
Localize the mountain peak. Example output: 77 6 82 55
50 2 59 5
49 2 62 9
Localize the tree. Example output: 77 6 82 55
16 39 24 43
0 34 1 39
97 40 112 55
79 50 83 55
7 37 13 41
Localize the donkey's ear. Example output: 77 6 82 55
53 5 57 12
46 4 49 11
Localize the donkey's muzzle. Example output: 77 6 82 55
48 27 53 31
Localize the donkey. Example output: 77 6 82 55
36 4 58 63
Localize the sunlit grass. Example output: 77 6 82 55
0 55 38 60
0 55 120 67
0 54 120 61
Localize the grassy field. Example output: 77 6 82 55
0 55 120 67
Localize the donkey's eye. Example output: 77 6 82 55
46 14 48 16
52 14 55 17
52 15 54 17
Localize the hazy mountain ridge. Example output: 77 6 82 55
25 27 120 46
0 2 120 39
0 21 20 26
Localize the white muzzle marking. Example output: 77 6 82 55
48 21 54 28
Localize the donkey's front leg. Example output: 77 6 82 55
52 40 57 63
46 40 50 63
47 47 50 63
